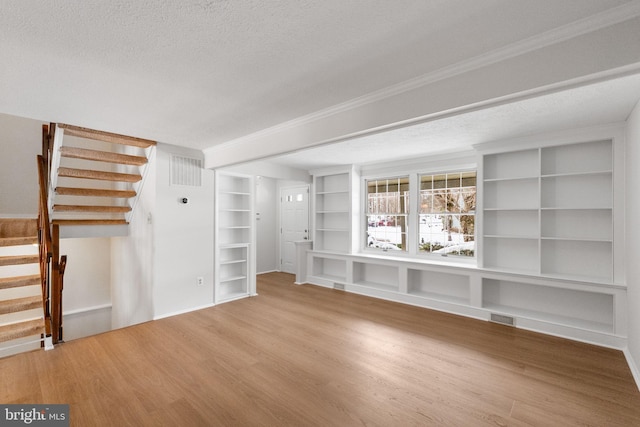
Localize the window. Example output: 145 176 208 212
419 172 476 257
366 176 409 251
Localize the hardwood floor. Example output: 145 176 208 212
1 272 639 426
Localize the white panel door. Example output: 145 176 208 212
280 186 309 274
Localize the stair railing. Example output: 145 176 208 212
37 123 66 344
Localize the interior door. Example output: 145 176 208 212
280 185 309 274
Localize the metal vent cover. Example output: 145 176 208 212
490 313 515 326
170 155 202 187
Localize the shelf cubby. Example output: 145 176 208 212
311 256 347 283
407 269 470 304
352 262 399 292
483 237 539 274
540 239 612 283
483 209 539 238
541 209 612 241
483 178 539 210
484 149 539 180
482 278 614 333
541 174 612 209
541 140 612 176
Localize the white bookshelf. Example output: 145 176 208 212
481 139 614 283
215 171 255 303
312 167 360 254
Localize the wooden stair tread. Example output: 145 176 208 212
0 236 38 247
0 275 40 290
0 255 39 266
59 124 156 148
0 319 44 343
52 219 128 226
55 187 136 198
0 219 38 238
58 167 141 183
60 146 148 166
0 296 42 315
53 204 131 213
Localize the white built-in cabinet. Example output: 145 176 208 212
312 166 360 254
303 126 627 349
481 139 613 282
215 171 256 303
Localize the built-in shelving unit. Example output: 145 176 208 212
215 171 255 303
481 139 614 283
312 166 360 254
302 126 626 349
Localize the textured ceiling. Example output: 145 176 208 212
0 0 635 157
267 73 640 170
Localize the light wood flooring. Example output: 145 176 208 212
1 272 639 426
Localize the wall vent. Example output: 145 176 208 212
490 313 515 326
170 155 202 187
333 283 345 291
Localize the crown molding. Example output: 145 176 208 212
204 1 640 155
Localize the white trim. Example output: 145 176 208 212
63 303 112 317
152 303 215 320
205 3 640 154
624 347 640 392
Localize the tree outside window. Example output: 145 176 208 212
366 177 409 251
419 172 476 257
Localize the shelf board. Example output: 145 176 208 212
220 226 251 229
483 208 539 212
483 176 539 183
220 208 251 212
482 303 613 333
484 234 539 240
220 259 247 265
316 228 348 232
220 275 247 283
541 170 612 179
310 273 347 283
353 280 399 293
217 291 250 302
220 243 250 249
541 236 612 243
408 290 469 306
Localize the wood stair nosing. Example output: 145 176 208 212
0 275 41 290
58 124 156 149
0 219 38 238
0 255 39 267
58 167 141 183
53 204 131 213
0 296 42 315
0 237 39 247
0 319 45 343
52 219 128 226
60 146 148 166
55 187 137 198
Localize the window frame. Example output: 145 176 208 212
361 166 477 265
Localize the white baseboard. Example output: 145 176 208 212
623 347 640 392
153 303 215 320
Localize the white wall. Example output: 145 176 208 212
61 238 112 340
625 99 640 389
0 113 42 216
256 176 278 273
111 149 156 329
153 144 215 318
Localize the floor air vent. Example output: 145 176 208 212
490 313 515 326
333 283 345 291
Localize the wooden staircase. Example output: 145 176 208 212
0 219 48 352
48 123 155 228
